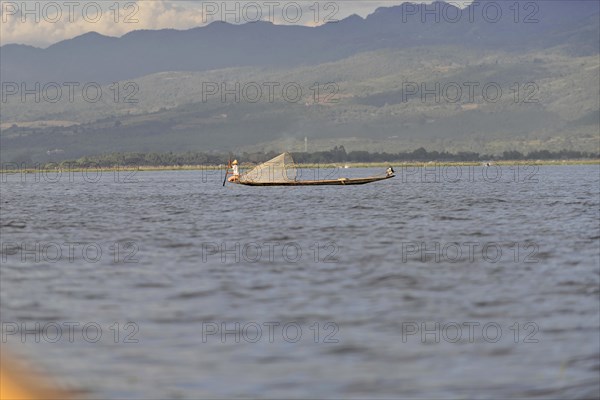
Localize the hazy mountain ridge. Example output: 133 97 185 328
1 1 598 83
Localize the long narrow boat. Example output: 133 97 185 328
236 174 395 186
227 152 395 186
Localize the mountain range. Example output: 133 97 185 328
1 0 599 163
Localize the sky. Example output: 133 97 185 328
0 0 473 47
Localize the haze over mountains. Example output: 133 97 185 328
1 0 599 163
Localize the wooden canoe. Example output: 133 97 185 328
234 174 395 186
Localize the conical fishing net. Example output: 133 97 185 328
239 152 297 184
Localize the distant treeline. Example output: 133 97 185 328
21 147 597 168
291 147 600 163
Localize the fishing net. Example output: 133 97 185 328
239 152 297 184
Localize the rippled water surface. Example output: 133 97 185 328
1 165 599 399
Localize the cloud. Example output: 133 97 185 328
1 1 206 46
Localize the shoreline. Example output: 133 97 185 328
1 159 598 174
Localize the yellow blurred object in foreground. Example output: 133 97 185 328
1 352 71 400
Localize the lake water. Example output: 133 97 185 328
1 165 599 399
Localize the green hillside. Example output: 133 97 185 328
2 46 598 163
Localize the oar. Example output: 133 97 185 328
222 155 232 186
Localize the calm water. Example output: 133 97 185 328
1 165 599 399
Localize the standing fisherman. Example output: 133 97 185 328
227 159 240 182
